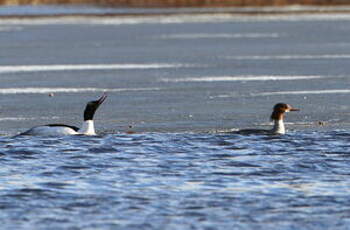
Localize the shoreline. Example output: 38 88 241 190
2 0 350 7
2 5 350 17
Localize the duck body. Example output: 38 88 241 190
22 124 79 136
20 94 106 136
233 103 299 135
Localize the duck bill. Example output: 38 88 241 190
289 108 300 112
97 93 107 105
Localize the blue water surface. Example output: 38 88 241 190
1 131 350 229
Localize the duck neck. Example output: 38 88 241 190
79 120 96 135
271 119 285 134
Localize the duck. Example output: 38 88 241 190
234 103 299 135
21 93 107 136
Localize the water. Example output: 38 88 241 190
1 131 350 229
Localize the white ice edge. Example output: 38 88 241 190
0 63 191 74
157 33 282 39
253 89 350 96
0 116 60 121
227 54 350 60
0 63 193 73
212 89 350 98
161 75 323 83
0 87 161 94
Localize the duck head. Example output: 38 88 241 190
83 93 107 121
270 103 299 121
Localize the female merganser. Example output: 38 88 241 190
21 93 107 136
234 103 299 135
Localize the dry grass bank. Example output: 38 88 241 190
1 0 350 7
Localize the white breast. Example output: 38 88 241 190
271 120 285 134
79 120 96 135
24 126 79 136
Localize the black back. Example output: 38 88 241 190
232 129 270 135
47 124 80 132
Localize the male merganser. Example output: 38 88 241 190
21 93 107 136
234 103 299 135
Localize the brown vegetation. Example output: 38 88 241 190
1 0 350 7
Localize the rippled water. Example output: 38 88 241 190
1 131 350 229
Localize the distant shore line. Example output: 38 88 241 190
1 0 350 7
2 5 350 18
